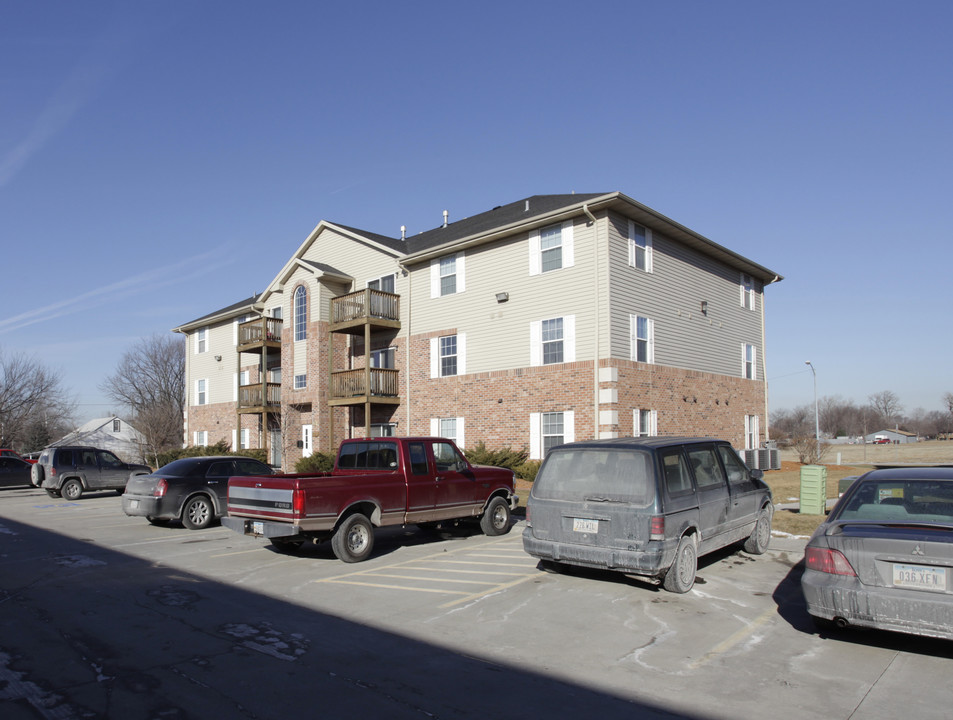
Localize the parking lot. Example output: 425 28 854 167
2 485 952 719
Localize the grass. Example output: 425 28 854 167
765 461 864 537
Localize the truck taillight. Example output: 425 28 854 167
293 488 306 517
153 479 167 498
649 516 665 541
805 546 856 576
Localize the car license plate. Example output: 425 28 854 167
252 521 265 535
573 518 599 533
893 563 946 591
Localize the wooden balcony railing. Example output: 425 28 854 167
331 289 400 326
238 316 283 346
330 368 399 400
238 382 281 409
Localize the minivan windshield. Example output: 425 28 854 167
532 448 655 506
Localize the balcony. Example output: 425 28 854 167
328 368 400 407
238 317 283 352
329 289 400 334
238 382 281 414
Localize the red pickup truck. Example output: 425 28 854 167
222 437 518 562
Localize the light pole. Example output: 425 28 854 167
805 361 819 461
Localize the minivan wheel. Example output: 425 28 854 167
663 535 697 593
61 478 84 501
743 506 773 555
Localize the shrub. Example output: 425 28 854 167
463 442 529 471
515 460 541 483
153 441 268 469
295 452 335 474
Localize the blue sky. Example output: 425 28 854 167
2 1 951 425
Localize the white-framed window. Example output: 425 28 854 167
294 285 307 341
195 378 208 406
294 374 307 390
233 313 251 345
745 415 760 450
232 428 250 450
529 221 574 275
367 274 395 293
530 411 575 460
430 333 466 378
630 315 655 363
740 273 755 311
628 220 653 272
430 417 465 447
371 423 397 438
743 343 757 380
530 316 575 366
195 327 208 354
634 409 658 437
112 419 121 432
193 430 208 447
302 425 312 458
271 306 283 320
430 252 465 297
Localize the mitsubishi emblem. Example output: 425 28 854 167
912 545 925 556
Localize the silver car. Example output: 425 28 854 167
802 467 953 640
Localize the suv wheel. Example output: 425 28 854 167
61 478 84 501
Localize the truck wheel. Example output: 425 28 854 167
182 495 214 530
331 514 374 563
62 478 84 501
480 496 511 536
743 506 773 555
662 534 697 593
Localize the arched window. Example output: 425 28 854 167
294 285 307 341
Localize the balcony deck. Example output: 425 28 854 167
330 289 400 334
237 317 283 353
237 383 281 414
328 368 400 407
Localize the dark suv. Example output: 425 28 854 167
31 446 151 501
522 437 774 593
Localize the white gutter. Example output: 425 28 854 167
583 203 600 440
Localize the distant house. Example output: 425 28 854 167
52 417 146 462
865 429 919 444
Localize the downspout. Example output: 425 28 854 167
398 261 412 435
583 203 600 440
760 276 778 441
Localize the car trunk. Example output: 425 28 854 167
832 524 953 592
124 474 160 496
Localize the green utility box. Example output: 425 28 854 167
799 464 828 515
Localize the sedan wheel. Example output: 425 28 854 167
181 496 213 530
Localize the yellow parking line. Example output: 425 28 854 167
439 573 539 608
688 603 777 669
329 580 469 595
362 572 497 586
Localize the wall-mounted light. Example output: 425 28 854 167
214 355 222 361
700 300 709 316
495 292 509 303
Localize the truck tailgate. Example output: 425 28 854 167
228 475 301 521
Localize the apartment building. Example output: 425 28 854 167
172 192 782 469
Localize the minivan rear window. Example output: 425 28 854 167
532 449 655 506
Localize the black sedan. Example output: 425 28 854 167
122 456 274 530
0 456 34 488
802 466 953 640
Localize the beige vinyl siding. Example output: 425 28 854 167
606 212 763 378
407 217 598 374
187 321 238 405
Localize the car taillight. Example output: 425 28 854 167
153 478 168 498
293 488 306 517
50 467 57 476
805 546 856 576
650 515 665 541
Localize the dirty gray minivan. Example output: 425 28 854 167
522 437 773 592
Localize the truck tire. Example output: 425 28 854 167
331 513 374 563
181 495 214 530
31 463 44 487
62 478 84 501
480 496 511 536
662 534 697 593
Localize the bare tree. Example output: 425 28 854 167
868 390 903 429
944 392 953 419
100 334 185 465
0 348 75 451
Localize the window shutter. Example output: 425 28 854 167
564 411 575 443
430 418 439 436
457 333 466 375
528 229 541 276
627 220 636 267
650 410 658 436
457 417 465 449
633 409 641 435
430 338 439 378
645 228 654 272
530 413 542 460
647 318 656 363
529 321 542 366
563 315 576 362
562 221 574 268
430 259 441 298
629 314 637 361
456 252 466 293
231 429 237 451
